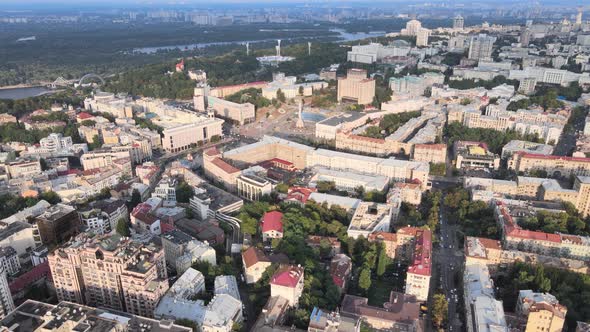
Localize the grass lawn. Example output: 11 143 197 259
367 279 395 306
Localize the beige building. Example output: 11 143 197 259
222 136 430 189
270 265 304 307
205 96 255 125
242 246 271 284
6 159 41 179
80 149 131 171
209 81 268 98
412 144 447 164
203 147 241 191
510 153 590 178
404 229 432 302
162 117 223 153
516 290 566 332
337 69 376 105
48 233 168 317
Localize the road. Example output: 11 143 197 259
435 199 464 331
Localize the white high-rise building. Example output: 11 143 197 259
453 15 464 30
0 266 15 319
468 34 496 61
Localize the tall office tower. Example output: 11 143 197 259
576 7 583 26
416 28 431 47
468 34 497 61
453 15 464 30
49 233 168 317
0 266 14 319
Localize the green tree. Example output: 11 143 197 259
358 268 372 293
276 89 286 103
432 293 448 328
130 189 142 209
116 218 130 237
376 245 389 277
39 191 61 205
176 181 194 203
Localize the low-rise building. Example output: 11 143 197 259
347 202 393 239
262 211 284 242
412 144 447 164
329 254 352 291
161 229 216 274
454 141 500 170
270 265 305 307
340 292 422 331
463 262 507 332
308 308 360 332
242 246 272 284
516 290 566 332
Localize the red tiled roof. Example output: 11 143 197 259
211 157 240 174
414 143 447 151
271 265 304 288
77 112 94 120
368 231 397 242
516 152 590 163
205 147 220 156
262 211 283 233
10 262 50 293
242 246 270 268
269 158 293 166
407 229 432 276
286 187 316 204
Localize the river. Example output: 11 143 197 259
133 28 386 54
0 86 53 100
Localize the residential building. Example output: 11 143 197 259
310 168 388 193
1 300 192 332
0 266 14 319
78 208 111 234
468 34 497 61
161 229 216 274
242 246 272 284
6 159 41 179
306 236 341 257
510 153 590 178
48 233 168 316
463 263 507 332
340 292 422 331
308 308 360 332
404 229 432 302
0 247 20 275
337 69 376 105
329 254 352 291
347 202 394 239
0 222 38 263
32 203 81 246
214 275 240 301
209 81 268 99
501 140 553 160
412 143 447 164
270 265 305 307
152 176 177 207
154 268 206 323
161 115 224 153
516 290 566 332
262 211 284 242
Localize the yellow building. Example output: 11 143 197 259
517 290 566 332
337 69 376 105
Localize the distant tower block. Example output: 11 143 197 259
296 100 305 129
276 39 282 57
576 7 583 26
246 42 250 56
308 42 312 56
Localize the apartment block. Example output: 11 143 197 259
516 290 566 332
404 229 432 302
48 233 168 316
